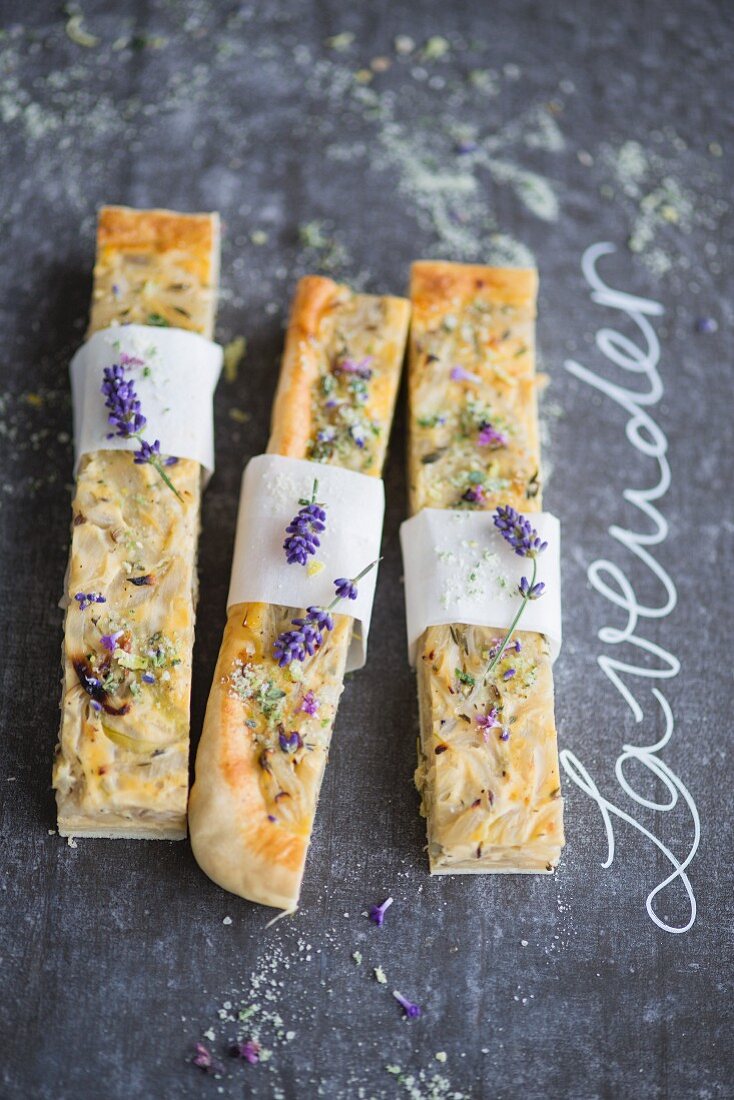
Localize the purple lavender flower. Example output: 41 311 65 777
100 630 123 652
334 356 373 379
142 671 156 684
74 592 106 611
477 420 507 449
368 896 394 926
450 365 481 383
192 1043 223 1074
230 1039 260 1064
102 364 146 438
518 576 545 600
493 505 548 558
301 691 319 716
499 728 510 742
134 438 161 465
283 485 327 566
278 730 303 754
503 668 516 681
334 577 358 601
461 485 485 505
393 990 421 1019
476 708 499 736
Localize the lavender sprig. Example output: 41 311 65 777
102 362 182 501
273 559 378 667
283 480 327 565
486 506 548 678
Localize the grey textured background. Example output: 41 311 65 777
0 2 732 1098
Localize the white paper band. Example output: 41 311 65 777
70 325 223 479
227 454 385 672
400 509 562 666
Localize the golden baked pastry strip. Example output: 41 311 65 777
189 276 410 909
407 261 564 873
53 205 220 839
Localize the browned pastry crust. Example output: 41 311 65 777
188 276 410 909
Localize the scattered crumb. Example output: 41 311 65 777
325 32 355 52
374 966 388 985
223 336 247 383
222 916 233 926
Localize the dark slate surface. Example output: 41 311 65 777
0 2 732 1098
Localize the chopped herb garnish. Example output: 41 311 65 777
455 669 475 687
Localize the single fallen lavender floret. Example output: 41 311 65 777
272 562 376 666
461 484 485 505
475 708 499 736
192 1043 223 1075
230 1039 260 1065
279 730 302 754
450 365 481 383
393 990 421 1019
334 356 373 379
101 362 181 498
301 690 319 715
477 420 507 448
368 896 394 926
100 629 123 652
74 592 106 611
